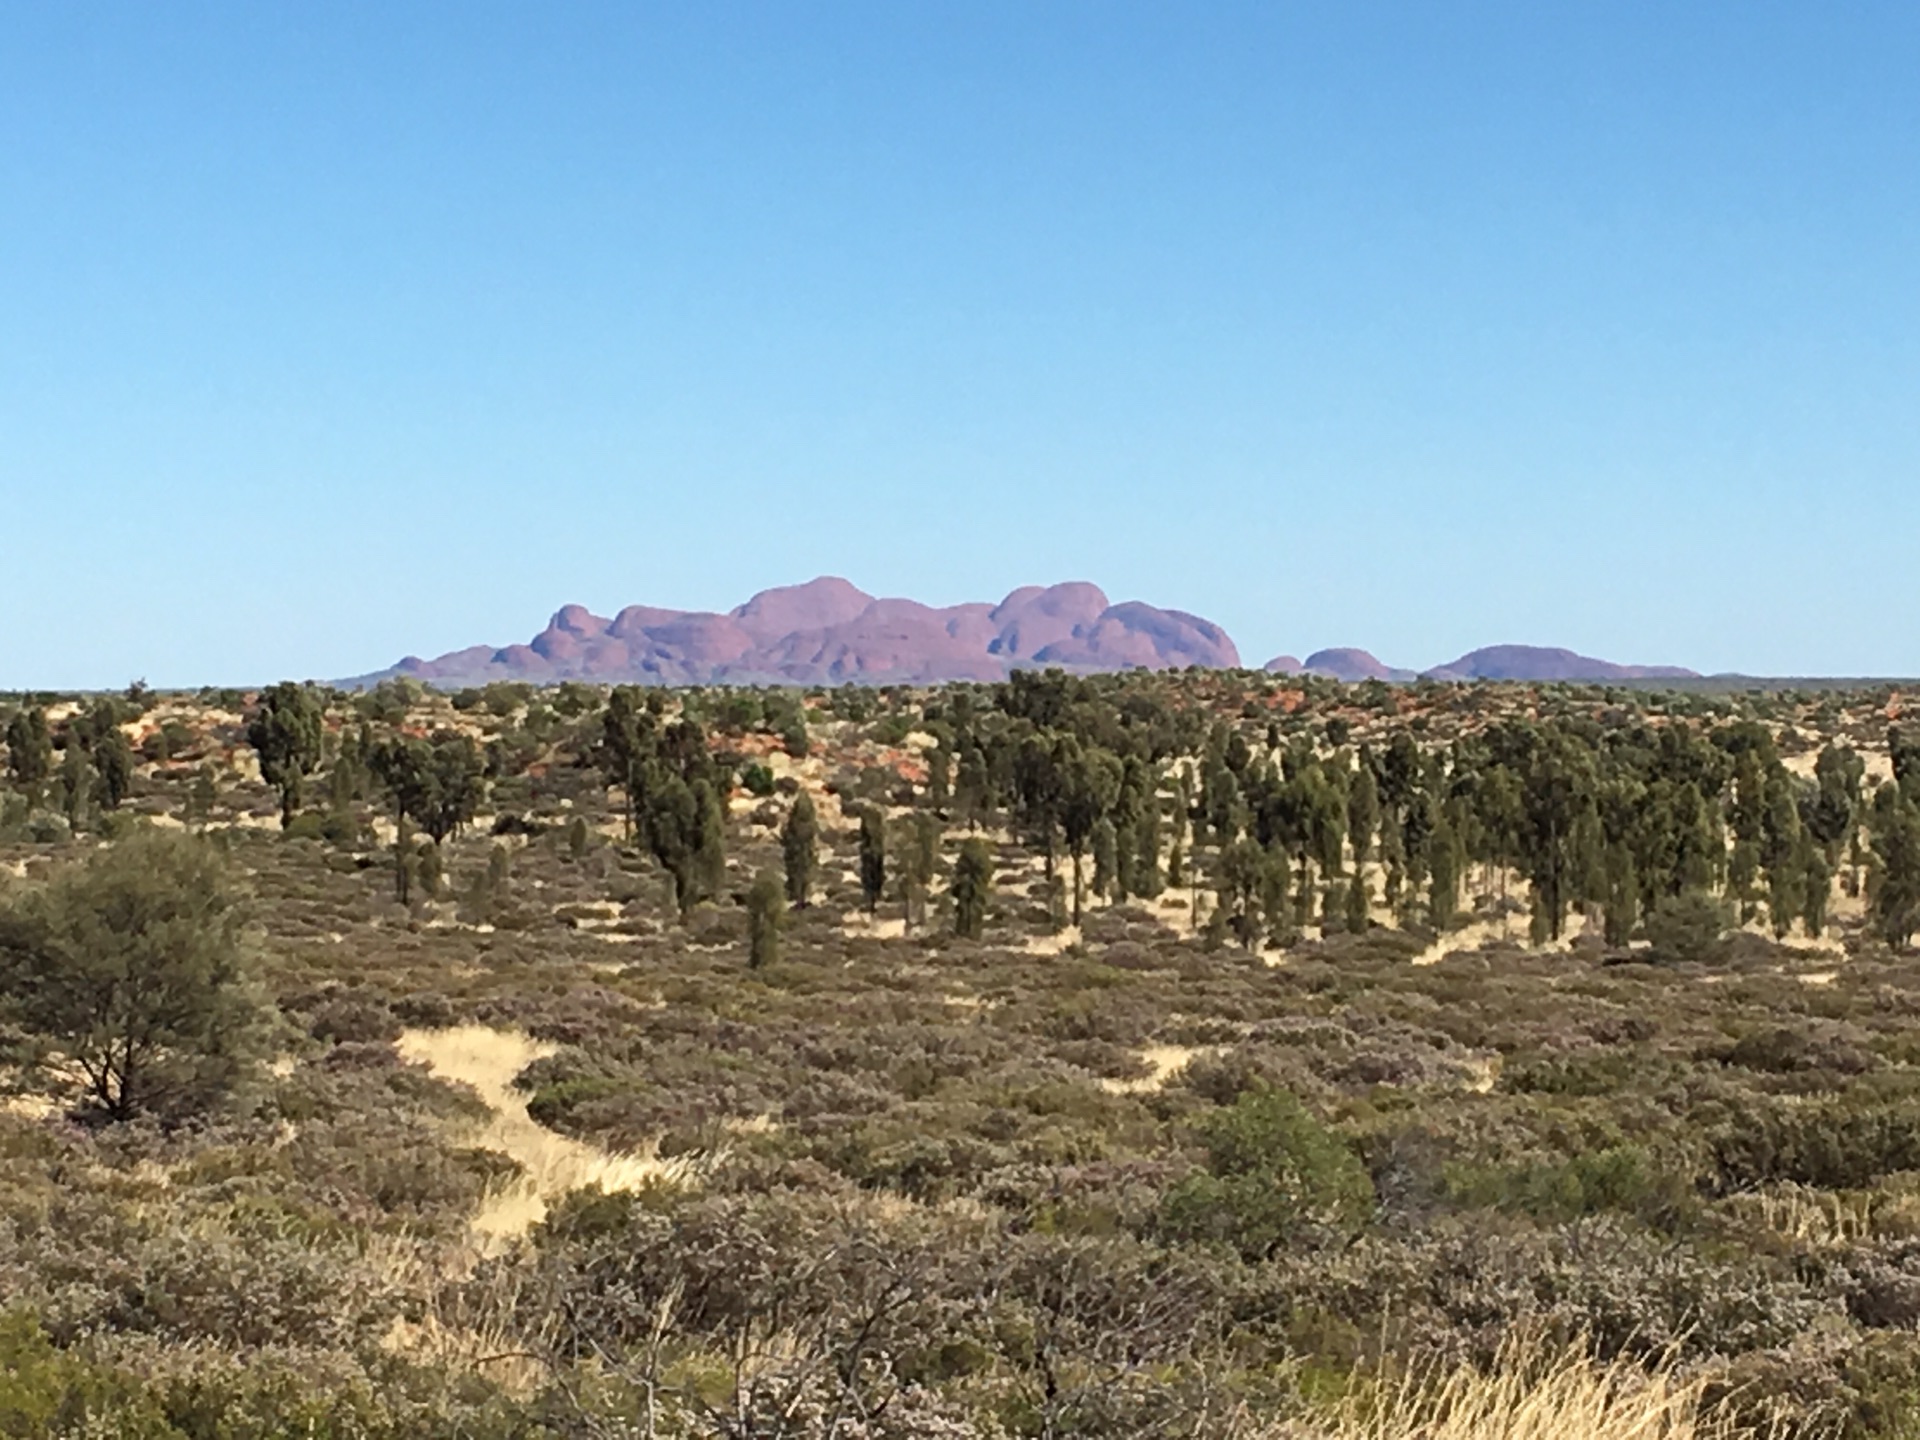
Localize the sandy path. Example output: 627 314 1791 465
1100 1044 1219 1094
1411 910 1591 966
398 1026 692 1245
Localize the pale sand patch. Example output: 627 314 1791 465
841 911 907 940
0 1093 59 1120
1101 1044 1218 1095
422 918 496 935
1024 925 1081 956
398 1026 694 1246
1413 904 1588 966
1783 748 1894 785
1411 917 1512 967
1734 918 1847 956
1463 1055 1503 1094
1799 971 1838 987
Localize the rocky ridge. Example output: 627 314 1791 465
362 577 1241 688
350 576 1698 689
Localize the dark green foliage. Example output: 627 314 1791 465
952 836 992 938
246 682 325 827
3 708 51 792
0 831 258 1120
1161 1086 1373 1260
747 870 782 969
857 805 886 916
782 792 818 907
1870 784 1920 949
781 710 811 759
369 731 486 846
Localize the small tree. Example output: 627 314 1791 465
247 682 325 828
1344 872 1370 934
1347 760 1380 870
57 744 92 831
782 793 818 908
4 707 52 797
1870 788 1920 950
781 711 811 760
952 837 993 939
1644 890 1733 964
92 728 135 812
857 806 887 916
0 831 258 1120
896 811 939 932
694 779 728 899
370 731 486 847
747 870 783 969
644 775 701 918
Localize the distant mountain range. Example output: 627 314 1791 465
349 576 1697 689
1264 645 1697 684
356 578 1241 688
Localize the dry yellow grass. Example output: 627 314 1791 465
398 1025 696 1245
1294 1333 1776 1440
1726 1183 1891 1249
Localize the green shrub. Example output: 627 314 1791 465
1160 1086 1372 1259
0 1310 171 1438
1644 891 1734 963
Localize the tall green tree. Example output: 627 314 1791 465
951 837 993 939
642 776 702 917
781 793 819 908
927 745 952 808
1090 815 1119 901
1347 758 1380 871
1216 837 1265 949
1427 817 1459 931
371 732 485 845
1803 743 1864 864
746 871 782 969
1133 785 1164 899
247 682 325 828
857 805 887 916
1056 738 1123 926
1870 785 1920 949
57 744 92 831
896 811 938 932
1799 836 1831 939
955 737 992 831
694 780 727 899
90 726 135 812
599 687 658 842
4 707 52 796
1521 728 1596 942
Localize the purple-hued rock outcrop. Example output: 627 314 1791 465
359 577 1242 688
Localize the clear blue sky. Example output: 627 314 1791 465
4 2 1917 687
